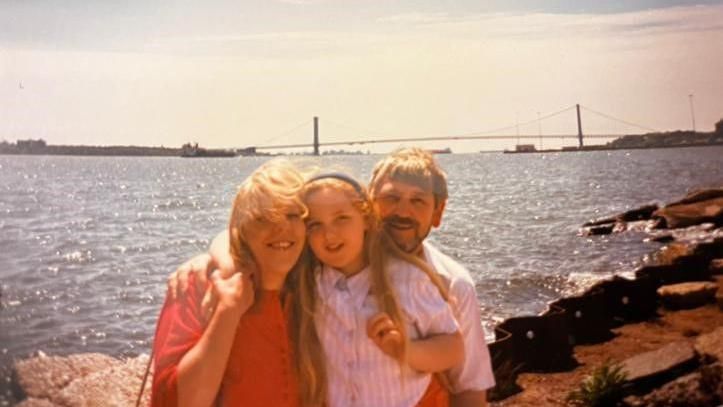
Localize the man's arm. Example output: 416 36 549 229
451 390 487 407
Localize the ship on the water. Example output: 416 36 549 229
180 142 236 158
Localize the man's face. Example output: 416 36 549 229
372 177 445 254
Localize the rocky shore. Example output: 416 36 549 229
8 187 723 406
491 186 723 406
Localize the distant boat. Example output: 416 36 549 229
427 147 452 154
181 143 235 158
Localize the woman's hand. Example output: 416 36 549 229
366 312 405 360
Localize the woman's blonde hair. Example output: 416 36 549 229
292 174 449 406
227 158 308 289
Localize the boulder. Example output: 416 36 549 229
695 326 723 363
620 341 697 388
652 197 723 229
583 223 614 236
618 204 659 222
53 354 151 407
657 281 718 309
667 187 723 207
711 258 723 275
623 364 723 407
15 399 58 407
14 353 120 400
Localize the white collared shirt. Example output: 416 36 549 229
423 242 496 392
315 258 459 407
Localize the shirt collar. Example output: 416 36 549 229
319 264 371 308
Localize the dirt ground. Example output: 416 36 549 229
491 304 723 407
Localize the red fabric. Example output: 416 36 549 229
416 374 450 407
150 276 299 407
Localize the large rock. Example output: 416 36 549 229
623 363 723 407
711 258 723 275
695 326 723 363
667 187 723 207
620 342 697 387
53 354 151 407
652 197 723 229
14 353 120 400
657 281 718 309
16 399 58 407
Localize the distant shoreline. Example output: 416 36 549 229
2 129 723 157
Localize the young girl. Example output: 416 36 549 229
151 159 308 407
292 173 464 407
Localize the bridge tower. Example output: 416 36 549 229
313 117 319 156
576 104 583 148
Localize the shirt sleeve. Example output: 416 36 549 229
405 272 459 337
151 275 205 407
446 279 496 393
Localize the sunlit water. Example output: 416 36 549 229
1 147 722 404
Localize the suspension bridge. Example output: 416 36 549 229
241 104 658 155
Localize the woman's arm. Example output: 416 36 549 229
176 271 250 407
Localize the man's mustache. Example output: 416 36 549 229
382 216 419 228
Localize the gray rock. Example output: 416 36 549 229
14 353 120 400
621 342 697 385
657 281 718 309
53 354 151 407
695 326 723 364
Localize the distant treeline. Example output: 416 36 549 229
605 118 723 149
0 139 181 156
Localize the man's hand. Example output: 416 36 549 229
167 253 216 301
367 312 405 360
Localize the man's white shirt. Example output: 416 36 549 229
423 241 496 393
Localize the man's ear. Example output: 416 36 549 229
431 199 446 228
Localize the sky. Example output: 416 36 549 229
2 0 723 153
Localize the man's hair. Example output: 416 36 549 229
369 147 448 205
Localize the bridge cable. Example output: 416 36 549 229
580 105 658 133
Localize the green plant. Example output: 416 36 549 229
566 361 627 406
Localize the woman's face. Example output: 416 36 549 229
244 204 306 282
305 187 367 276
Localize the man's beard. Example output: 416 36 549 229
382 215 430 254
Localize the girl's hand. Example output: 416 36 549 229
366 312 404 360
202 270 255 321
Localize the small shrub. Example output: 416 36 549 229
567 361 627 406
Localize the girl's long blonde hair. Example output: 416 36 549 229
291 175 449 406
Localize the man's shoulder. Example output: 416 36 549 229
423 242 475 287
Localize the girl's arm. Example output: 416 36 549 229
367 313 464 372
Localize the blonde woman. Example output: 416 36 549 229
152 159 308 407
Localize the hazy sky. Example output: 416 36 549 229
2 0 723 152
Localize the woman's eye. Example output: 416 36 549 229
306 221 320 231
286 213 301 221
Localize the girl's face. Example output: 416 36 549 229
305 187 367 276
244 204 306 284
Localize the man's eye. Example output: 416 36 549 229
306 221 320 231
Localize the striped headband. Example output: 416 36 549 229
305 172 365 196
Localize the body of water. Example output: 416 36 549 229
1 147 722 404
